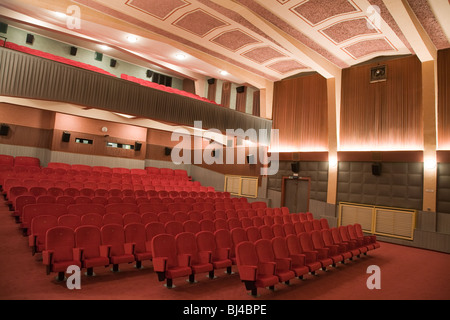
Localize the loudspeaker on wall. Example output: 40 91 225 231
135 142 142 152
207 78 215 85
0 124 10 136
164 147 172 156
236 86 245 93
291 161 300 173
26 34 34 45
70 46 78 56
146 70 153 78
62 131 71 143
110 59 117 68
372 163 382 176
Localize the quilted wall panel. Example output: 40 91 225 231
267 161 328 202
337 162 423 210
437 163 450 214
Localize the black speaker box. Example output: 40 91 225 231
26 34 34 45
291 161 300 173
110 59 117 68
236 86 245 93
146 70 153 78
246 154 254 164
372 163 382 176
164 147 172 156
70 46 78 56
135 142 142 152
207 78 215 85
0 22 8 34
62 131 71 143
0 124 10 136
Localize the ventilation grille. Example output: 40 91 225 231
339 202 416 240
225 175 258 198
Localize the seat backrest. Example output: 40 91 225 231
14 156 40 167
311 230 325 249
36 195 56 204
294 221 306 235
141 212 158 225
102 213 123 226
139 203 167 214
312 219 322 231
347 224 358 240
271 236 290 260
271 224 285 238
106 203 138 215
75 225 102 259
303 221 314 233
283 223 296 236
214 218 228 231
67 204 105 217
29 186 47 197
281 207 290 215
56 196 75 206
286 234 303 255
47 187 64 198
183 220 201 234
282 214 292 224
226 209 238 220
124 223 147 253
81 213 103 227
214 229 232 252
123 213 142 225
321 229 335 247
58 214 81 229
200 219 215 232
320 218 330 230
246 226 261 243
45 226 75 262
231 227 248 248
188 210 203 222
354 223 365 238
31 215 58 238
265 208 274 216
306 212 314 221
201 210 215 221
259 225 274 240
213 210 227 220
273 216 284 225
262 215 273 226
165 221 184 236
227 218 241 230
145 222 166 242
152 234 178 268
196 230 216 253
255 239 275 263
236 241 258 266
176 232 200 263
299 232 315 252
251 216 264 228
15 195 36 214
101 224 126 256
173 211 189 223
331 227 344 244
74 196 92 204
158 211 174 224
339 226 351 242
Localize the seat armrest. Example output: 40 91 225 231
153 257 168 272
237 265 257 281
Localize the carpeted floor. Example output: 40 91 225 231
0 199 449 301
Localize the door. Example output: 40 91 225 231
281 177 311 213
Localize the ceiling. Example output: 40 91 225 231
0 0 449 89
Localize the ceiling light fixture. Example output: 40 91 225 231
99 45 110 51
127 35 138 43
54 12 67 18
220 70 228 76
175 53 186 60
113 112 136 119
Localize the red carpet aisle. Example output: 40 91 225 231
0 198 449 300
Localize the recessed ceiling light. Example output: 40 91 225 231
220 70 228 76
175 53 186 60
113 112 136 119
99 45 110 51
127 35 138 43
54 12 66 18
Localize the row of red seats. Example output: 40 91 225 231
0 155 40 167
6 187 228 211
235 225 380 296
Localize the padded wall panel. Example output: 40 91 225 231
437 163 450 214
337 162 423 210
267 161 328 202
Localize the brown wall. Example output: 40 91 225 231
438 48 450 150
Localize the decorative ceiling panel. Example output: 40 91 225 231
125 0 191 21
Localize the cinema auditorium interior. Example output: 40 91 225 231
0 0 449 301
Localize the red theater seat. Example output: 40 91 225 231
354 223 380 250
255 239 295 285
311 230 343 267
321 229 352 263
152 234 192 288
75 226 110 276
101 224 135 272
29 215 58 255
124 223 152 269
176 232 214 282
235 241 279 297
58 214 81 230
43 226 81 281
81 214 103 228
272 236 309 280
196 231 232 277
183 220 201 234
300 232 333 271
286 234 321 275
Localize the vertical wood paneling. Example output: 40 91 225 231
438 48 450 150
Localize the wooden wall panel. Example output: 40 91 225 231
0 124 52 149
340 55 423 151
0 103 55 129
272 73 328 152
438 48 450 150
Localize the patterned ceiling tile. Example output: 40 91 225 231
211 29 261 51
277 0 291 4
242 46 287 64
290 0 361 26
173 8 229 37
343 38 396 59
125 0 191 21
320 17 380 44
267 59 308 74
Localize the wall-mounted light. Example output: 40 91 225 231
329 156 338 168
127 35 138 43
424 157 437 170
